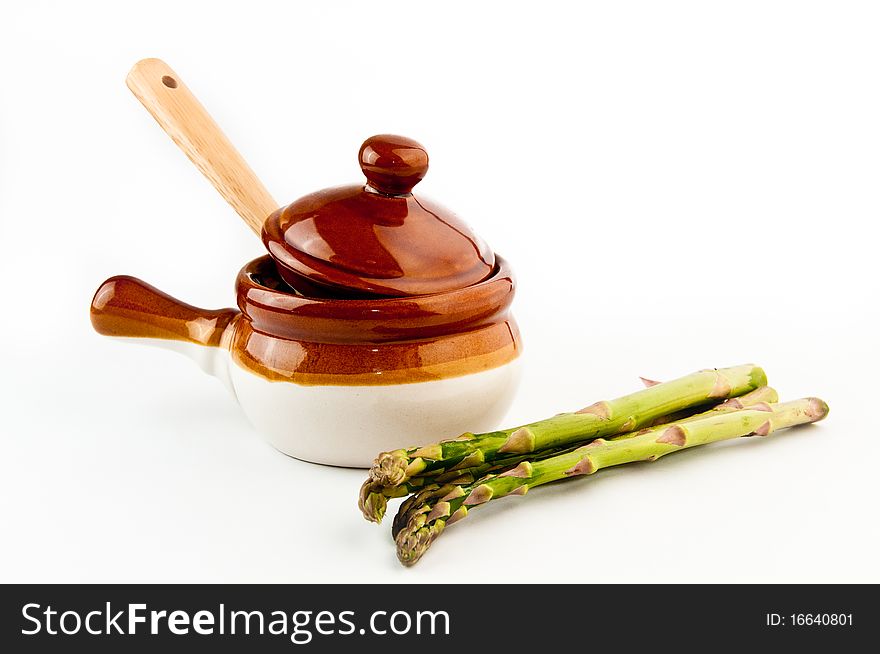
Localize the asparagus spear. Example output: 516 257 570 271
394 396 829 566
361 364 767 520
388 386 779 536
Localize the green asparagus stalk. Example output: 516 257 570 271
394 396 829 566
388 385 779 537
361 364 767 521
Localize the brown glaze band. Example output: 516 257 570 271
232 318 520 385
231 254 520 384
90 255 521 386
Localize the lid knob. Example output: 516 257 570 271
359 134 429 196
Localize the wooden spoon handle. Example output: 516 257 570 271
126 58 278 235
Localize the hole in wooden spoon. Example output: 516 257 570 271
161 75 178 89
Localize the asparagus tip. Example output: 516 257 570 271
370 450 410 486
358 480 388 523
396 520 444 566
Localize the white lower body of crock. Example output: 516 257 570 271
229 357 522 467
108 337 521 467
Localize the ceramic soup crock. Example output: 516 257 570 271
90 258 521 466
91 136 522 466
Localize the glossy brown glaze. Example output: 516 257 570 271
237 256 515 343
358 134 429 195
233 319 519 385
231 255 520 385
91 276 238 346
261 134 495 298
90 256 521 386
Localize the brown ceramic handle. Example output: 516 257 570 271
90 276 239 347
359 134 429 195
126 58 279 235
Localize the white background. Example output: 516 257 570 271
2 1 878 583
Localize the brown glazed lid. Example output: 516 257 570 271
262 134 496 297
